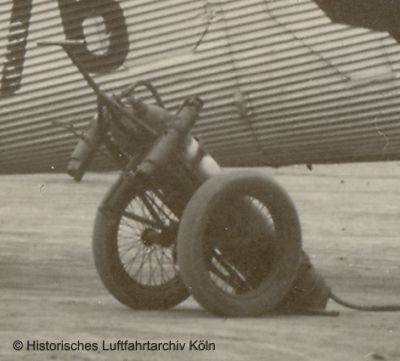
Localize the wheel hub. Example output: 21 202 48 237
141 224 177 247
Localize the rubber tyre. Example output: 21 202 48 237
93 179 189 310
177 171 302 317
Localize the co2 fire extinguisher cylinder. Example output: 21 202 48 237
181 136 221 180
67 117 102 182
131 97 222 181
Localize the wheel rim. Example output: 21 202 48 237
116 189 180 288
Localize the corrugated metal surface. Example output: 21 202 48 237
1 0 400 173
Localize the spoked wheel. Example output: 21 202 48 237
93 179 189 309
177 171 302 317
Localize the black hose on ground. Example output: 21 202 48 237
285 252 400 314
329 291 400 312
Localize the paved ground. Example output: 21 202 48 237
1 163 400 361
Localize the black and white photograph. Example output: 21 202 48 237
1 0 400 360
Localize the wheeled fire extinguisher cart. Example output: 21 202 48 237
41 40 400 317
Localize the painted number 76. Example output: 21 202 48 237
1 0 129 97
